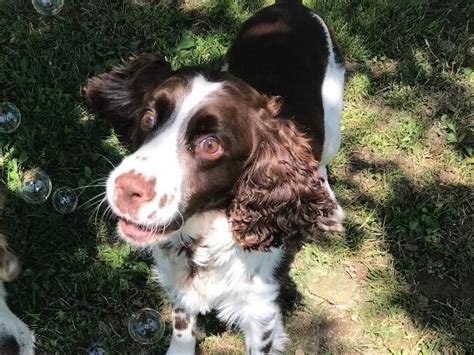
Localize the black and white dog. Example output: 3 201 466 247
85 0 344 353
0 234 34 355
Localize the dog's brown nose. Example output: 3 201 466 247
115 171 156 215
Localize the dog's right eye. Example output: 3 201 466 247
140 110 156 131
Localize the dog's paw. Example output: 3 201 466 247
317 201 345 232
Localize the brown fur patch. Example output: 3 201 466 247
228 118 340 251
0 336 20 355
260 341 272 354
159 194 168 208
82 53 172 150
174 316 189 330
262 330 272 341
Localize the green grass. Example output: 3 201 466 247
1 0 472 353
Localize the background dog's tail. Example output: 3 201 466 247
275 0 302 4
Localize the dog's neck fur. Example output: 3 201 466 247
151 210 284 316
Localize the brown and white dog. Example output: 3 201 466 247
84 0 344 353
0 234 35 355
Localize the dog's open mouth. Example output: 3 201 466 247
117 218 180 245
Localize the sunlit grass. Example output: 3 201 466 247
0 0 472 353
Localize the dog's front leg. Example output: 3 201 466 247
241 300 288 354
166 306 197 355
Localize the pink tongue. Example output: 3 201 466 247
118 218 154 240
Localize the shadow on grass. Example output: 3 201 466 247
330 153 473 350
1 0 294 352
1 0 472 352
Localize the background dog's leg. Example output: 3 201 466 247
0 284 35 355
166 306 197 355
241 301 288 354
0 246 20 283
317 165 345 232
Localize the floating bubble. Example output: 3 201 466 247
32 0 64 16
87 343 108 355
52 187 78 214
20 169 52 204
128 308 165 344
0 102 21 134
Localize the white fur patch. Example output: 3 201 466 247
0 284 34 355
152 211 283 319
310 11 345 168
151 211 288 354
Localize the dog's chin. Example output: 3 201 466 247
117 218 178 247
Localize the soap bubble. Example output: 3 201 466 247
0 102 21 133
128 308 165 344
52 187 78 214
32 0 64 16
87 343 108 355
20 169 52 204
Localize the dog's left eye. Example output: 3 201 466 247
197 136 222 158
141 110 156 131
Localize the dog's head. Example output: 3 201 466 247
84 54 343 250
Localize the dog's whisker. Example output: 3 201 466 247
100 205 113 224
96 153 117 169
83 192 107 208
174 211 185 234
77 177 107 185
105 206 114 220
74 177 108 189
88 198 103 225
75 184 107 191
78 192 107 210
74 177 108 197
93 196 108 226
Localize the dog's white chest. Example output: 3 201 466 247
151 211 283 316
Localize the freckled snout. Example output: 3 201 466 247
114 171 156 216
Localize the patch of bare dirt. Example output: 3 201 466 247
305 267 362 308
286 310 321 353
286 308 367 355
345 60 398 80
350 147 390 169
198 332 243 355
285 264 374 354
342 262 368 282
426 125 447 149
392 154 436 180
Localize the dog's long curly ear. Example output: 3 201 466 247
82 53 171 145
228 105 344 251
0 237 20 282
